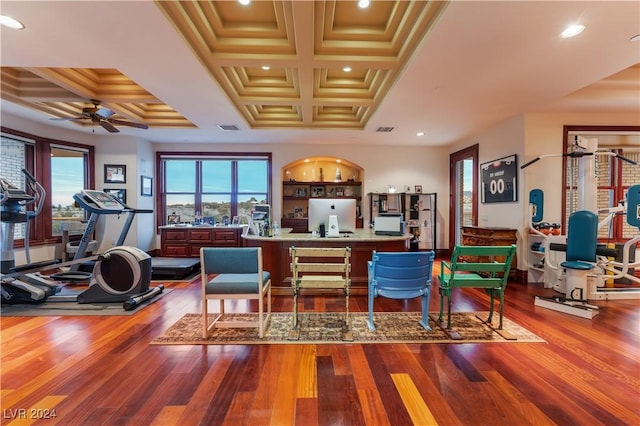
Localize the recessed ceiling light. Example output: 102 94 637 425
261 65 271 70
358 0 371 9
238 0 251 5
416 132 425 137
631 34 640 42
561 24 585 39
343 66 352 72
0 15 25 30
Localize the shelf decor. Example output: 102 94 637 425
104 164 126 183
480 154 518 203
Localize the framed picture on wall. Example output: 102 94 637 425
414 185 422 194
141 175 153 196
480 154 518 203
104 164 126 183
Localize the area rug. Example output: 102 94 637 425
151 312 544 345
0 288 173 317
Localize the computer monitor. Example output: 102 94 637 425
308 198 357 233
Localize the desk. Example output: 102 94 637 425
243 229 411 295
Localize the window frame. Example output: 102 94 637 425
1 126 95 248
156 151 272 229
562 125 640 243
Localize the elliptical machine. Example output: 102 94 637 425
1 170 57 303
1 170 162 308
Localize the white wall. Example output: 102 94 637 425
93 136 156 253
449 115 527 267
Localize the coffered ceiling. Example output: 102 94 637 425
1 1 638 146
156 0 445 129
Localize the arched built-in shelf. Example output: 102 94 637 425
281 157 364 232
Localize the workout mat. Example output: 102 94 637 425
151 257 201 280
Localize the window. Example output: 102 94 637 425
158 153 271 226
563 126 639 243
50 146 90 237
1 128 94 248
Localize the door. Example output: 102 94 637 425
449 144 478 251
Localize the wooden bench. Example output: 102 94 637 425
289 246 351 340
438 244 517 338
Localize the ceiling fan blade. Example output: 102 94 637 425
108 118 149 130
50 117 87 121
99 120 120 133
95 108 115 119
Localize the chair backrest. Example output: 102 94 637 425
565 210 598 263
200 247 261 274
447 245 516 288
369 251 435 292
289 246 351 287
627 184 640 229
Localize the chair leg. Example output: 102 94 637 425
498 292 504 330
447 293 453 330
258 290 264 338
292 286 299 328
438 288 445 323
420 290 431 331
367 288 376 331
342 285 353 341
288 285 300 340
202 298 208 338
487 290 495 324
344 286 350 329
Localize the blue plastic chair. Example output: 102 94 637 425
367 251 435 331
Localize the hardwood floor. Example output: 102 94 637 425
1 266 639 426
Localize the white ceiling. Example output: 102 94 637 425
1 0 639 147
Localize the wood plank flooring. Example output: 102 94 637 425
1 265 639 425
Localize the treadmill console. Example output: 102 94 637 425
77 190 124 212
0 179 34 202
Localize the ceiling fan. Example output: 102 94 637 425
51 99 149 133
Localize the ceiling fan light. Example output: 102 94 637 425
561 24 585 39
0 15 25 30
358 0 370 9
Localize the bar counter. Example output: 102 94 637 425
243 229 411 294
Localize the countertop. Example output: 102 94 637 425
242 228 412 242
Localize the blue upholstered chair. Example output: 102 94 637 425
200 247 271 338
561 210 598 301
367 251 435 331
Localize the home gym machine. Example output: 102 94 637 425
521 137 639 318
1 169 163 308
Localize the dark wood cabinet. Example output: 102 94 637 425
160 226 243 257
461 226 517 277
